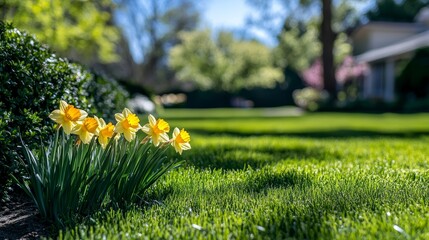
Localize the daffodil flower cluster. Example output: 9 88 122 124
49 100 191 154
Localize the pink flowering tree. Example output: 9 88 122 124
295 56 369 110
302 56 369 91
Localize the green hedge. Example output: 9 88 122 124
0 21 128 200
396 48 429 100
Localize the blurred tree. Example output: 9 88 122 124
274 19 351 72
115 0 200 91
247 0 361 97
169 30 284 92
366 0 429 22
0 0 119 64
321 0 336 97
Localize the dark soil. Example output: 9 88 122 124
0 192 50 240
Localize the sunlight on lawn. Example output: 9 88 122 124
59 111 429 239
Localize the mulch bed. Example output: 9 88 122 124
0 192 50 240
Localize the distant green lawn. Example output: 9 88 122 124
61 110 429 239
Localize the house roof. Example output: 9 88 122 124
351 21 427 39
355 30 429 63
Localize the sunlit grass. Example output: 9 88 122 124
158 106 302 119
166 111 429 136
59 110 429 239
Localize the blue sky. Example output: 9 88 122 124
203 0 252 29
117 0 370 63
202 0 371 44
202 0 275 45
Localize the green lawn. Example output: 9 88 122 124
60 111 429 239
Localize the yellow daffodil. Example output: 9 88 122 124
96 117 115 148
171 127 191 155
141 114 170 146
72 117 99 144
49 100 87 134
115 108 141 142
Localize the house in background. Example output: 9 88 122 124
351 7 429 102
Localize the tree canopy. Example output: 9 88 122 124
169 30 284 92
0 0 119 64
114 0 201 90
246 0 359 97
274 20 351 72
366 0 429 22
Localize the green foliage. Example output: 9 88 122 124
15 130 181 226
56 111 429 239
275 23 321 71
169 30 284 92
114 0 201 90
165 111 429 134
396 48 429 99
0 22 128 199
87 73 130 121
293 87 329 111
1 0 119 63
275 22 351 72
395 48 429 111
247 0 360 33
366 0 429 22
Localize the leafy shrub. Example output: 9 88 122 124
401 97 429 112
396 48 429 100
293 87 329 111
86 73 129 121
0 21 128 200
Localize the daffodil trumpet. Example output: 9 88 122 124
48 100 191 154
170 127 191 155
142 114 170 146
49 100 87 134
114 108 142 142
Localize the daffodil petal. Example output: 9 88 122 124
177 147 183 155
49 110 64 124
115 122 124 133
115 113 124 122
59 100 68 112
123 108 132 117
98 135 108 148
160 133 169 142
181 143 191 150
123 130 135 142
148 114 157 127
141 124 151 134
80 131 93 144
152 135 161 146
98 117 106 127
173 127 180 136
78 110 88 120
62 121 75 135
128 127 139 133
173 142 182 154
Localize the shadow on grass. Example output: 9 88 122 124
242 169 312 193
188 129 429 139
178 145 341 171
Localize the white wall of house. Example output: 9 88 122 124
353 8 429 103
363 59 395 102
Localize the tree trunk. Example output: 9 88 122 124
321 0 336 99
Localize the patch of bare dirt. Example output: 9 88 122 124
0 193 50 240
